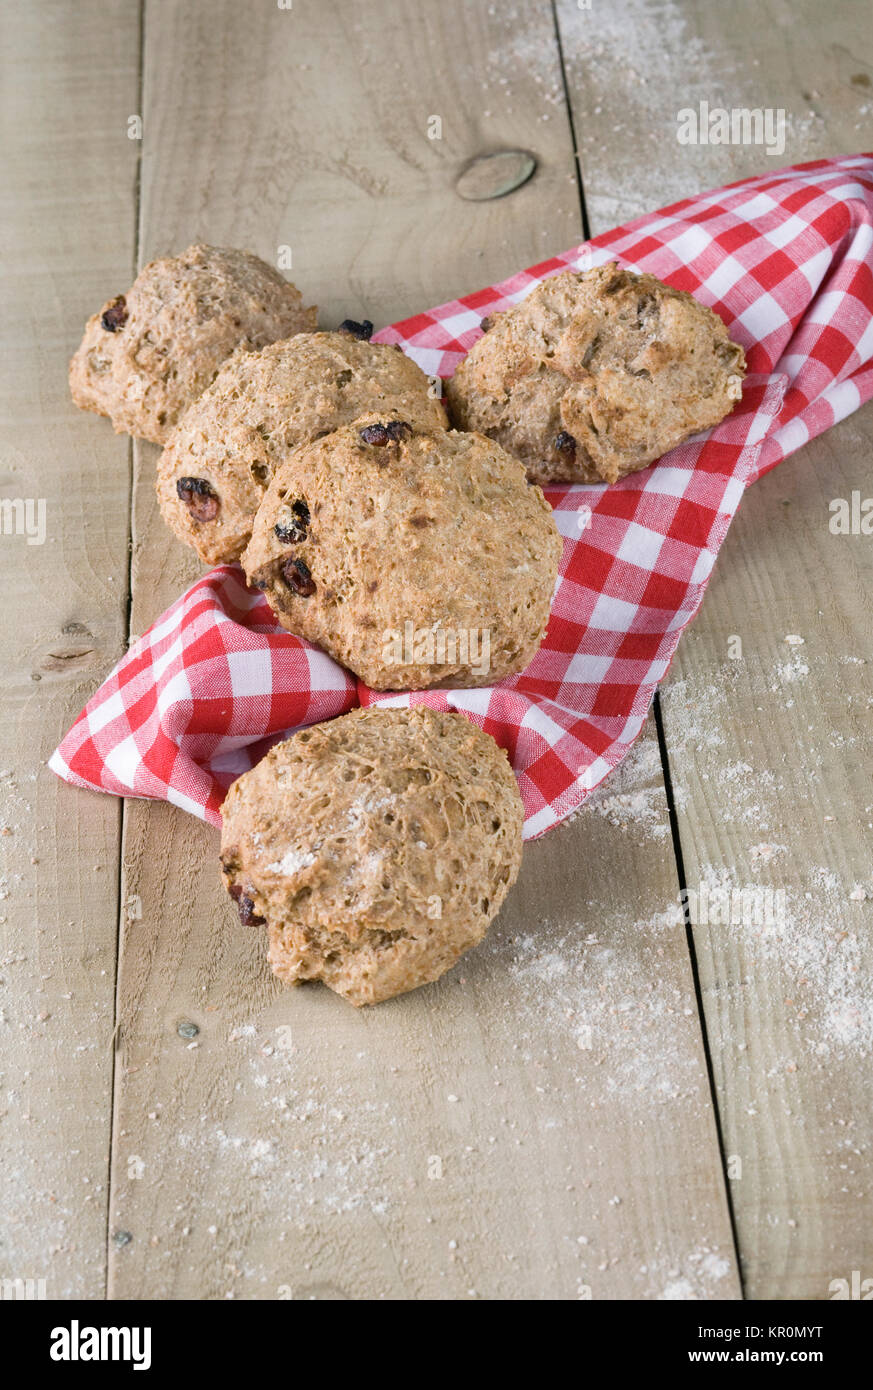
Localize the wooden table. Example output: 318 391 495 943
2 0 871 1301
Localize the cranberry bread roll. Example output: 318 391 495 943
241 413 561 690
446 262 745 485
156 330 446 564
70 243 316 443
220 706 524 1005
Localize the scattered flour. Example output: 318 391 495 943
696 862 873 1057
773 658 810 687
501 903 702 1108
578 736 671 840
652 1243 734 1300
748 843 787 865
266 848 316 876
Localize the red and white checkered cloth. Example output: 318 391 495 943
51 155 873 839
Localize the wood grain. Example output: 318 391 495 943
556 0 873 228
661 420 873 1299
0 0 140 1298
109 0 738 1299
555 0 873 1299
14 0 866 1302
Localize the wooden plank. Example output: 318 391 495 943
556 0 873 1299
557 0 873 229
661 420 873 1299
0 0 140 1298
109 0 738 1299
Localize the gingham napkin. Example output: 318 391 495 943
51 155 873 839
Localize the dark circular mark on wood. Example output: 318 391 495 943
455 149 537 202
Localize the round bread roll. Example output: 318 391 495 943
445 262 746 486
219 706 524 1006
69 243 316 444
242 413 561 690
156 331 446 565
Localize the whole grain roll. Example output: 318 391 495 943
156 332 446 564
70 243 317 444
446 262 745 485
219 706 524 1005
242 412 561 689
